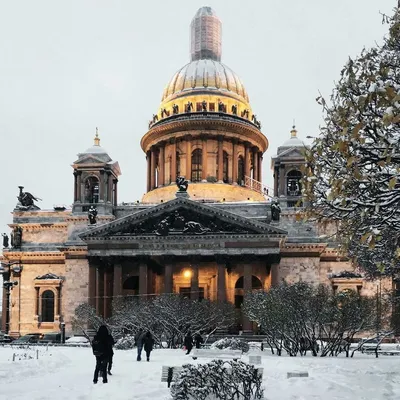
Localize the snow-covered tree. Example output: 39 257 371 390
74 294 235 348
243 282 378 357
304 7 400 277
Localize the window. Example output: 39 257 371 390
191 149 202 182
223 151 229 183
42 290 55 322
84 176 99 203
238 156 244 185
209 103 215 112
286 170 302 196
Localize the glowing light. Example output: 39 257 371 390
183 270 192 278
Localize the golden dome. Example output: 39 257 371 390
162 59 249 104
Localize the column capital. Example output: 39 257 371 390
217 135 224 142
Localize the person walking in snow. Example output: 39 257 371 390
194 333 204 349
143 331 154 362
106 331 115 375
92 325 111 384
135 328 146 361
184 331 193 355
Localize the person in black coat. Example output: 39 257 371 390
194 333 204 349
143 331 154 362
92 325 112 384
184 331 193 355
106 332 115 375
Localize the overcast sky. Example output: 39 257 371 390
0 0 394 245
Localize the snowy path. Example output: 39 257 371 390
0 346 400 399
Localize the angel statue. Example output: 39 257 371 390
16 186 41 210
88 206 98 225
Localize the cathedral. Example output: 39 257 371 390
0 7 383 337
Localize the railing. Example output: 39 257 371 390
244 176 274 198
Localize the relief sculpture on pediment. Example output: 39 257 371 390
112 208 251 237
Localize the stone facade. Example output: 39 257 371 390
0 6 388 338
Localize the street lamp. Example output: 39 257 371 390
0 261 22 334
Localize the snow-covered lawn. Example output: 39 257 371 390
0 346 399 399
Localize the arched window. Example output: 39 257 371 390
223 151 229 183
123 276 139 292
42 290 55 322
191 149 202 182
176 151 181 178
238 156 245 185
84 176 99 203
286 170 302 196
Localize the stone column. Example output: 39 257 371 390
217 262 227 302
253 148 259 182
139 262 148 297
113 263 122 298
96 267 104 316
271 264 280 287
243 264 253 332
190 262 199 301
113 179 118 206
73 171 78 202
201 137 208 181
104 268 113 319
232 139 238 184
146 151 151 192
258 153 263 184
150 147 156 190
164 263 173 294
76 171 82 202
159 143 165 186
274 166 279 196
107 172 112 202
244 143 250 178
217 136 223 182
34 287 40 316
186 136 192 181
99 170 105 202
171 139 177 183
279 165 286 196
88 265 96 309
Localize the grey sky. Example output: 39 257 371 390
0 0 394 243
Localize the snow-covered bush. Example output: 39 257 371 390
171 360 264 400
114 335 136 350
211 337 249 353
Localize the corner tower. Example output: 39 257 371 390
141 7 268 203
72 129 121 215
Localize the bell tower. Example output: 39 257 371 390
72 129 121 215
271 126 307 207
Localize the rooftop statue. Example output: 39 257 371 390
176 176 189 192
88 206 98 225
16 186 41 211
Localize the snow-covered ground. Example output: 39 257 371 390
0 345 399 399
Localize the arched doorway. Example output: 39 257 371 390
84 176 99 203
234 275 263 309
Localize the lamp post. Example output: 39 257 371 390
0 261 22 334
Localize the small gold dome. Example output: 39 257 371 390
162 59 249 104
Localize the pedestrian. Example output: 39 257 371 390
134 328 145 361
143 331 154 362
92 325 111 384
106 331 115 375
194 332 204 349
184 331 193 355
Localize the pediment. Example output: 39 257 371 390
80 198 286 239
278 148 305 159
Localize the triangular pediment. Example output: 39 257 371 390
80 197 287 239
277 147 305 159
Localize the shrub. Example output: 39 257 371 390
211 337 250 353
114 335 136 350
171 360 264 400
